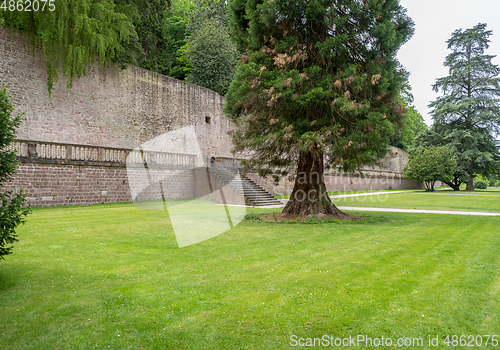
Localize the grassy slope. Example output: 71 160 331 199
333 189 500 212
0 203 499 349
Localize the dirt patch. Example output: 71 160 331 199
260 212 361 223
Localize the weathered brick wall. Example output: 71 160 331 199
243 145 426 195
0 25 234 159
0 25 231 207
2 163 193 207
0 25 425 207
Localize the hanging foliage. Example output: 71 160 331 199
1 0 139 93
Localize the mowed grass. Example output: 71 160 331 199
333 188 500 212
274 188 416 200
0 202 499 349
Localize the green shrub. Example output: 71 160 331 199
473 180 488 189
474 174 490 186
495 180 500 187
0 84 31 259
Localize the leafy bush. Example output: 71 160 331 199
474 174 490 186
495 180 500 187
0 84 31 259
473 180 488 189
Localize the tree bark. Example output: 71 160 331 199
465 162 475 191
444 175 462 191
282 150 348 217
443 181 461 191
464 44 475 192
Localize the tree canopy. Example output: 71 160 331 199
186 0 226 35
390 90 427 151
114 0 196 80
429 23 500 190
225 0 414 216
187 18 239 95
1 0 246 92
402 145 456 191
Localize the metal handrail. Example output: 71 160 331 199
211 161 262 202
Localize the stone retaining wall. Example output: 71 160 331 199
0 25 425 207
2 140 196 207
3 163 194 208
0 25 234 159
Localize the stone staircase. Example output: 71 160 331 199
209 163 283 207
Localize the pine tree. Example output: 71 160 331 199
225 0 414 216
429 23 500 191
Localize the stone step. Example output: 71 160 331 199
209 166 283 207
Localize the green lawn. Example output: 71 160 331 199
440 186 500 194
275 188 417 200
1 202 500 349
333 188 500 212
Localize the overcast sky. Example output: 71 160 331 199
396 0 500 125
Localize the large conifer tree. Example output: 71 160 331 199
225 0 414 216
429 23 500 191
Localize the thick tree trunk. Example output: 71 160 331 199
444 181 461 191
444 175 462 191
282 151 349 217
465 162 474 191
465 179 474 191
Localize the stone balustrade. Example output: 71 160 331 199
8 140 197 169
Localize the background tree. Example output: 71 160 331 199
225 0 414 216
1 0 139 93
390 105 427 150
187 18 239 95
114 0 196 80
390 89 427 151
487 172 499 187
414 125 499 190
402 146 456 191
0 85 31 259
429 23 500 191
186 0 226 35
